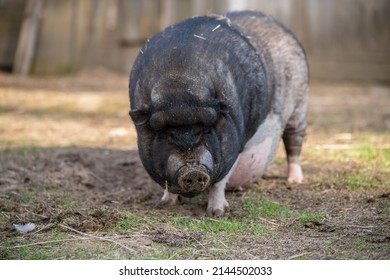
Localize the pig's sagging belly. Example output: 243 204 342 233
227 114 282 187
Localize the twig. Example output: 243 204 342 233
194 34 206 40
0 212 10 219
258 217 279 227
212 24 221 32
32 223 54 234
59 224 135 252
209 248 228 252
288 252 309 260
217 239 228 249
193 237 206 249
345 224 374 229
89 171 106 185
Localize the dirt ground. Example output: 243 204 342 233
0 69 389 259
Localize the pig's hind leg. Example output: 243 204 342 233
282 98 308 183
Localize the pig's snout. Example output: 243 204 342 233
177 165 210 194
167 146 213 196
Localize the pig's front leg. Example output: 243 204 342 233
157 189 179 207
206 158 239 217
207 179 229 217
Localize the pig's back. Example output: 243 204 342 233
228 11 308 125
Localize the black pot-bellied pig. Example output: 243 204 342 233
129 11 309 217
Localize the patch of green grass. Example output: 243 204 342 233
382 148 390 169
336 145 389 168
19 190 39 204
345 145 378 160
159 197 288 238
173 216 235 233
26 250 50 260
0 242 13 259
115 212 160 231
298 212 327 224
116 215 141 230
341 173 378 190
0 244 50 260
243 197 292 220
345 239 388 260
172 216 267 234
59 193 86 211
303 141 389 169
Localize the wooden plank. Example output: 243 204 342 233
0 0 26 71
13 0 44 75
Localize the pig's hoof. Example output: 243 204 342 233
287 163 304 183
207 208 224 217
156 191 178 207
206 201 229 217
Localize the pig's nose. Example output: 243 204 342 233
177 168 210 193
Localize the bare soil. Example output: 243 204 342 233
0 70 389 259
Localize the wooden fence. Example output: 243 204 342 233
1 0 389 81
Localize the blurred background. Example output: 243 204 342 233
1 1 390 260
1 0 390 82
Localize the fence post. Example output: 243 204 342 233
13 0 44 75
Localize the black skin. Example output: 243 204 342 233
129 15 272 196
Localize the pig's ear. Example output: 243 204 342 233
129 105 149 125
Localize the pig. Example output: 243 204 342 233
129 10 309 217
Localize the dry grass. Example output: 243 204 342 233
0 69 137 149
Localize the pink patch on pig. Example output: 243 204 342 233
228 137 272 187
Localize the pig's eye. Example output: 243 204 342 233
129 109 149 125
166 131 175 142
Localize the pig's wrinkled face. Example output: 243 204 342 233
130 88 233 197
151 125 216 196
